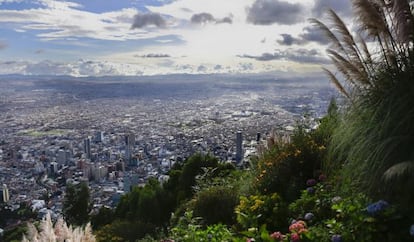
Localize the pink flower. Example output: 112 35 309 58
291 233 300 242
247 238 256 242
270 231 284 240
289 220 306 233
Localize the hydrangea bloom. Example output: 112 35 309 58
291 233 300 242
366 200 389 215
306 187 315 195
270 231 284 241
331 234 342 242
306 179 317 186
304 212 314 221
410 224 414 237
318 174 327 182
289 220 307 234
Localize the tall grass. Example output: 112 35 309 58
22 213 96 242
315 0 414 210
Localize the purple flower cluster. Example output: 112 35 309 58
306 187 315 195
306 179 317 187
366 200 389 215
304 212 314 221
331 234 342 242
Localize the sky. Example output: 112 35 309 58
0 0 352 76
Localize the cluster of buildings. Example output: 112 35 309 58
0 76 334 233
0 97 303 225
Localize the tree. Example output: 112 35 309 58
91 207 115 230
63 182 90 226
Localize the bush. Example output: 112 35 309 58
235 193 287 232
255 127 326 202
170 211 234 242
193 186 239 226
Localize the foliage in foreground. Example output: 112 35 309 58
22 213 96 242
314 0 414 213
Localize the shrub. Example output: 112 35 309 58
170 211 234 242
193 186 239 226
235 193 287 232
255 127 326 202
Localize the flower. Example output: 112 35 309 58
270 231 284 240
410 224 414 237
331 196 342 204
366 200 389 216
291 233 300 242
331 234 342 242
247 238 255 242
289 220 307 234
304 212 314 221
306 179 317 187
318 174 326 181
306 187 315 195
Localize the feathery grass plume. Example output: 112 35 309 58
22 213 96 242
326 9 369 76
322 68 350 99
309 18 347 54
317 0 414 215
390 0 414 44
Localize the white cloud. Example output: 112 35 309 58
0 0 333 76
0 1 166 41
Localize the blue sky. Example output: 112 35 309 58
0 0 352 76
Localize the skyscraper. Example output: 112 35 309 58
84 138 91 159
95 131 104 143
236 131 243 164
2 184 9 203
125 133 135 163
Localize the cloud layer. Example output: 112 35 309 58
239 48 329 64
190 12 233 24
131 12 167 29
247 0 304 25
0 0 346 76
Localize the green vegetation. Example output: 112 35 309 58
91 153 235 241
9 1 414 241
315 0 414 214
63 182 91 226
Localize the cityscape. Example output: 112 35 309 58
0 0 413 241
0 74 335 223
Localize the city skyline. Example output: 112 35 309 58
0 0 352 76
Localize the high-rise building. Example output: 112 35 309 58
57 149 66 165
125 134 135 162
84 138 91 159
2 184 9 203
95 131 104 143
236 131 243 164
